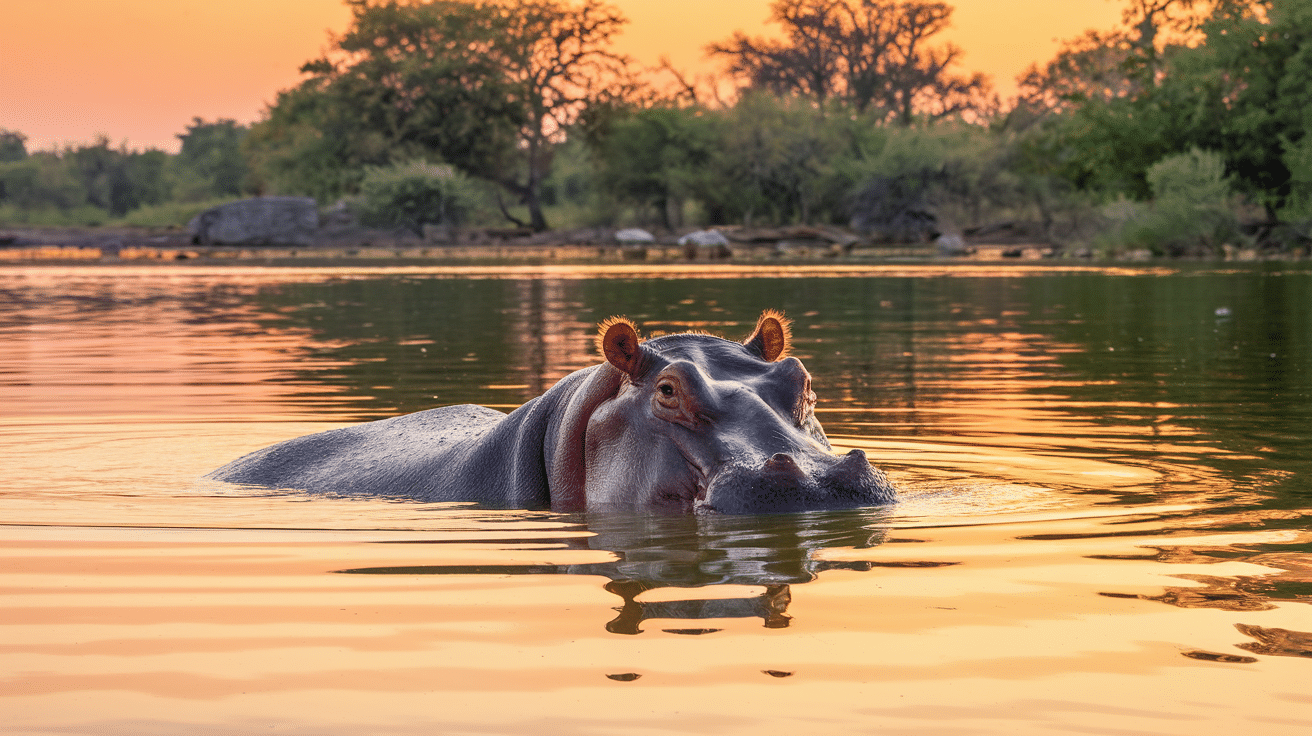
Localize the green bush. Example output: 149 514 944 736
711 93 843 226
1281 134 1312 224
354 162 478 235
0 203 110 227
0 154 86 212
107 197 237 228
1115 149 1241 255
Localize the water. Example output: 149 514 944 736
2 263 1309 735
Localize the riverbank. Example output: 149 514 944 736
0 224 1304 264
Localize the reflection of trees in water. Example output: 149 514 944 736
248 274 1078 423
1234 624 1312 660
1020 271 1312 503
337 508 907 634
507 279 594 397
246 270 1312 500
0 274 352 417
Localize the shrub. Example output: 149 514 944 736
1115 149 1241 255
842 122 1021 238
1281 134 1312 224
354 162 477 235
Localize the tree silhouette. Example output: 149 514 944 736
709 0 990 123
254 0 630 231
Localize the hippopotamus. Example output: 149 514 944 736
209 310 896 514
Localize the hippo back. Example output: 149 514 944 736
210 405 506 499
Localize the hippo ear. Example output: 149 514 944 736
597 316 651 378
743 309 792 362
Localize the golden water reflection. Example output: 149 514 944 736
2 264 1310 733
3 500 1310 735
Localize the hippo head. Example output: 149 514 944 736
579 310 896 514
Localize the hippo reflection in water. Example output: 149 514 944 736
337 508 906 635
210 310 896 514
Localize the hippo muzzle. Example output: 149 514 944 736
697 448 894 515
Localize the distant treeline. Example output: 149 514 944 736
2 0 1310 255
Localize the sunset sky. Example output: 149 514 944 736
1 0 1124 153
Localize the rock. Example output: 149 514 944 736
677 229 730 247
189 197 319 246
936 233 969 256
615 228 655 244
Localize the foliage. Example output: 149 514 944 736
108 197 242 228
710 0 992 123
354 161 479 234
0 152 85 213
1012 0 1312 232
709 93 849 225
0 130 26 163
251 0 630 231
173 118 251 200
1198 0 1312 217
0 139 170 221
1282 134 1312 223
243 79 386 203
846 122 1019 234
7 0 1312 250
69 138 170 217
1112 148 1240 255
592 105 723 227
0 128 254 227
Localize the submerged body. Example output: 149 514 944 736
210 311 896 514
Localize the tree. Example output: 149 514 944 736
251 0 629 231
68 137 169 217
710 93 846 225
1016 0 1312 219
594 105 723 228
711 0 847 108
175 118 250 198
709 0 991 123
1194 0 1312 219
488 0 631 230
0 153 85 213
0 129 26 163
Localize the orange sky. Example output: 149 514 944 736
0 0 1124 153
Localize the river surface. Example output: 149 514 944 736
1 262 1310 735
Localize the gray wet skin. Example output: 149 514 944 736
209 311 896 514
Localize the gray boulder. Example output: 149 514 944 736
936 233 969 256
677 229 730 247
615 228 655 244
189 197 319 246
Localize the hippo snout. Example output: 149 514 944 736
697 448 896 515
822 449 875 485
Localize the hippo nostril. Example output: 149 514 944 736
823 448 877 483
